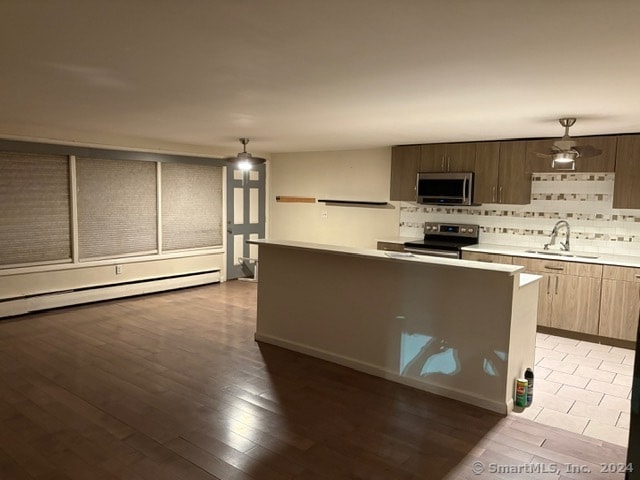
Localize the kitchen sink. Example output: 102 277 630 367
524 250 599 259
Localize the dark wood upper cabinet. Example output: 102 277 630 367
391 133 624 206
474 141 530 205
390 145 420 201
473 142 501 203
420 143 475 172
613 134 640 209
419 143 447 172
526 135 617 173
498 140 531 205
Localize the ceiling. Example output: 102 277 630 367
1 1 640 156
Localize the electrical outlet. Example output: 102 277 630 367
321 210 328 219
115 265 122 275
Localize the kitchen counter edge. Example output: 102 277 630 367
463 244 640 268
250 239 524 275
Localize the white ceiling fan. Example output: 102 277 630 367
535 118 602 170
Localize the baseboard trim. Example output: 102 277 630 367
0 271 220 318
537 326 636 350
254 332 508 415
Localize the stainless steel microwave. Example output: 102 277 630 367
416 172 473 205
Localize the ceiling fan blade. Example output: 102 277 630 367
573 145 603 158
535 152 553 158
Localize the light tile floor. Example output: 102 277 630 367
511 333 634 447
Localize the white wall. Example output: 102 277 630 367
268 148 400 249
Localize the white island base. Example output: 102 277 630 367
252 240 541 414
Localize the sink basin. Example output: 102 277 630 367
524 250 599 260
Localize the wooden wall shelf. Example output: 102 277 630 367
275 196 316 203
317 199 389 206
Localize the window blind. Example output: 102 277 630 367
161 163 223 251
0 152 71 267
76 157 157 259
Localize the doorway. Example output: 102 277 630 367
226 164 266 280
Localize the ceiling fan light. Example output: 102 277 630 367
551 151 577 170
552 152 576 163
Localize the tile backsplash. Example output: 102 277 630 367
399 173 640 256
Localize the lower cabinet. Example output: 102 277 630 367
517 258 602 334
599 265 640 341
457 251 638 342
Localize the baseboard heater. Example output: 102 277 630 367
0 270 220 318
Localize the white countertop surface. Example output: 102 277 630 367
251 239 525 275
463 243 640 268
375 236 422 244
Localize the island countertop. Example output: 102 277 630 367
249 239 525 275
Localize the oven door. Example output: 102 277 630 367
403 246 461 259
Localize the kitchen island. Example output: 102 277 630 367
251 239 541 414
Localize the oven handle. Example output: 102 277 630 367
403 247 460 259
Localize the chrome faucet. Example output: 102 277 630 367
544 220 571 251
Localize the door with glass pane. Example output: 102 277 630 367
226 164 266 280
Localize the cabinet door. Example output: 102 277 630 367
535 272 554 327
474 142 500 203
498 140 531 205
613 134 640 209
574 136 617 172
599 265 640 341
599 279 640 341
519 259 553 327
419 144 447 172
551 274 601 335
526 139 556 173
446 143 476 172
390 145 420 201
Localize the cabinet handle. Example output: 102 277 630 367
546 276 551 295
447 156 451 172
441 156 446 171
635 274 640 279
544 265 565 271
555 276 559 295
492 186 496 203
499 186 503 203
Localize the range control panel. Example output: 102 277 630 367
423 222 479 238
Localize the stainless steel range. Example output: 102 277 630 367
403 222 479 259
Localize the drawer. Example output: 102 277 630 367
603 264 640 282
517 257 603 278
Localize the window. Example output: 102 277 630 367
76 157 157 259
161 163 223 251
0 152 71 267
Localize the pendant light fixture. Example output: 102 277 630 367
223 138 266 171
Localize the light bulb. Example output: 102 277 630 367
238 160 252 171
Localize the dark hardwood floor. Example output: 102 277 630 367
0 280 628 479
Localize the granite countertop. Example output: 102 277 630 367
463 243 640 269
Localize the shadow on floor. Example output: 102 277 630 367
243 341 503 479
